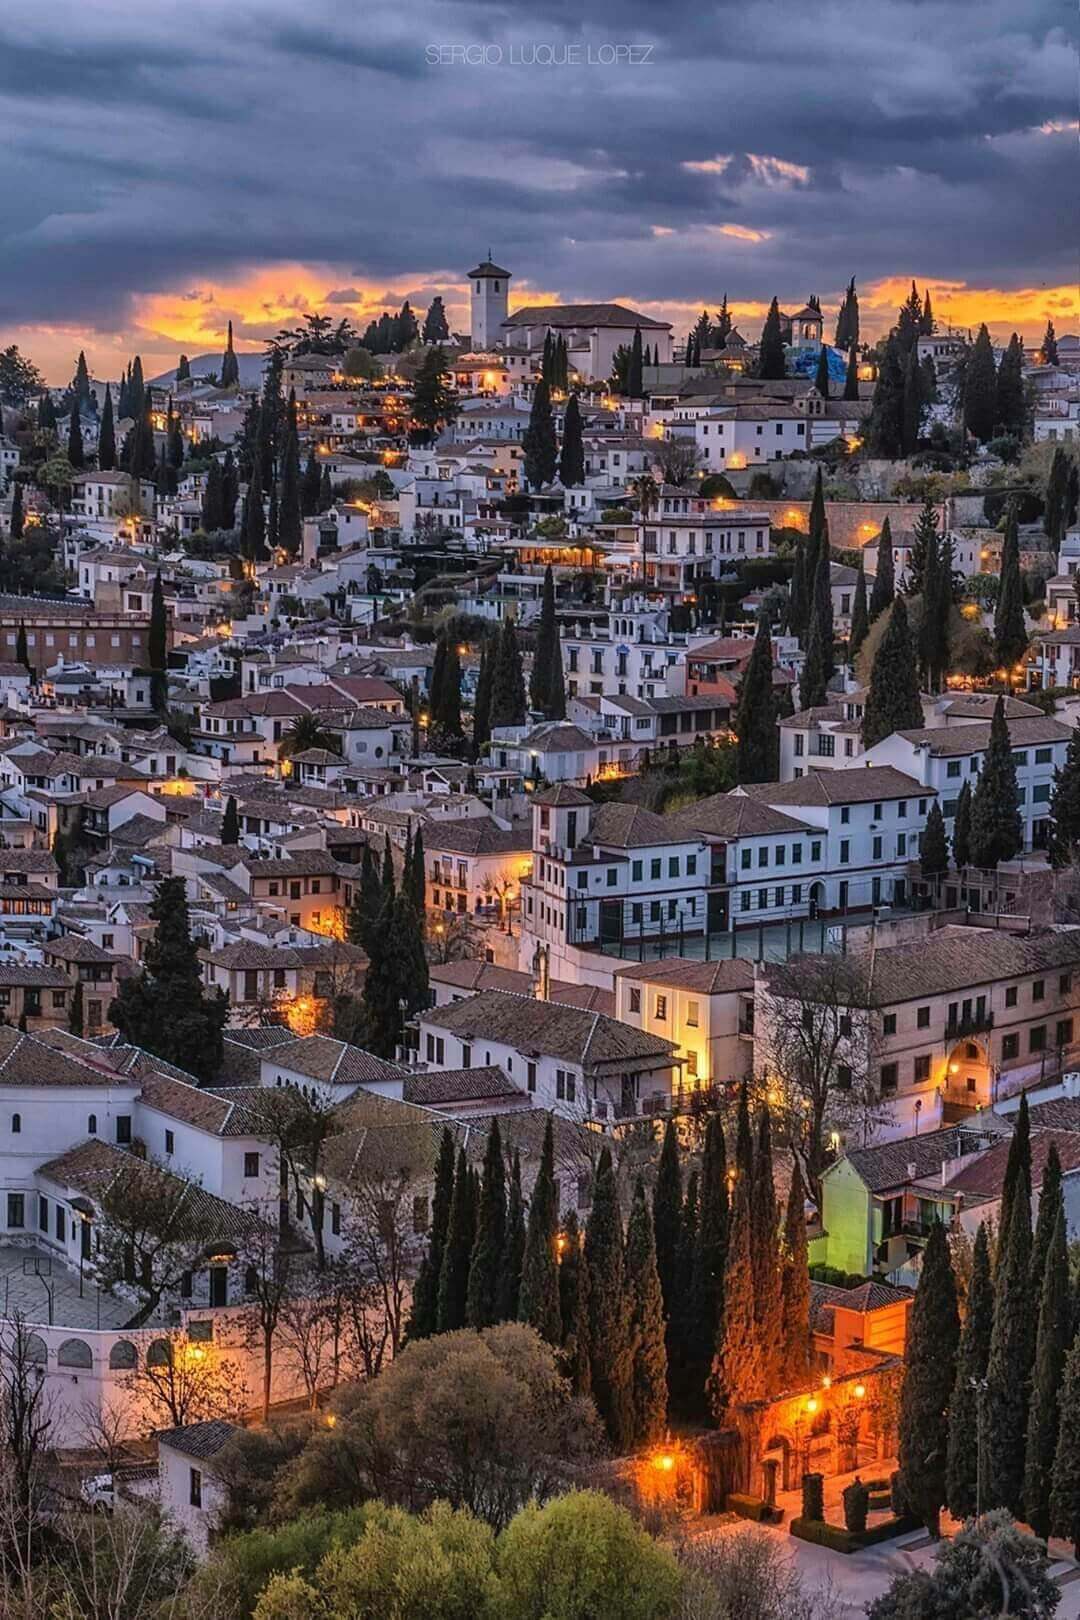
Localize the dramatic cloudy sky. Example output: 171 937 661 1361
2 0 1077 381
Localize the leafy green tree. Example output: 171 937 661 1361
625 1178 668 1445
489 619 526 728
849 552 869 659
220 319 240 387
437 1149 477 1335
758 297 786 380
523 380 557 488
994 502 1028 672
867 1509 1060 1620
494 1490 681 1620
985 1178 1035 1515
861 596 923 747
409 1128 457 1340
559 393 584 487
946 1222 994 1519
585 1146 633 1448
897 1221 959 1536
496 1150 526 1323
964 324 998 442
467 1119 507 1330
519 1116 561 1345
734 617 778 781
1051 1332 1080 1557
1026 1201 1072 1537
109 877 228 1081
969 696 1023 868
529 566 565 719
780 1161 810 1388
869 516 896 620
920 800 949 878
221 794 239 845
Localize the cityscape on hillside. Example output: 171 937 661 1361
0 5 1078 1616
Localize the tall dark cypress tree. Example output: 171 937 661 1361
221 794 239 845
176 354 190 382
652 1120 682 1330
627 327 644 398
813 344 830 400
1042 321 1060 366
530 566 564 718
558 1210 591 1396
813 545 835 680
963 324 998 443
897 1222 960 1536
734 618 778 782
472 636 494 757
1045 447 1072 553
466 1118 506 1329
920 800 949 878
787 534 809 641
751 1107 784 1395
800 586 830 711
849 552 869 659
1031 1138 1063 1303
867 334 905 457
201 460 223 534
148 571 168 713
807 466 827 577
407 824 425 919
301 449 320 517
489 618 526 728
758 297 786 380
708 1169 762 1418
241 469 266 564
9 482 24 541
586 1145 633 1447
221 451 238 529
220 320 240 387
523 380 557 489
625 1178 668 1445
436 1147 476 1334
1051 1332 1080 1557
66 402 85 469
779 1162 810 1389
946 1222 994 1520
953 779 972 868
97 384 116 470
431 633 463 739
861 597 923 748
969 696 1022 869
868 516 896 621
519 1115 561 1345
994 501 1028 673
985 1173 1035 1516
1049 728 1080 869
996 332 1025 437
496 1149 526 1323
1026 1200 1071 1536
559 393 585 487
843 343 860 402
278 389 302 557
686 1115 728 1418
347 843 383 950
901 344 923 454
407 1127 456 1340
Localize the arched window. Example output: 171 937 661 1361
57 1338 92 1369
88 1114 97 1134
146 1339 172 1369
11 1114 20 1134
23 1333 47 1365
108 1340 137 1371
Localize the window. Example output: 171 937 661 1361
917 1006 930 1029
872 836 882 860
775 846 786 867
1057 1018 1074 1047
1029 1025 1047 1053
7 1194 24 1228
332 1201 341 1235
1060 974 1072 994
10 1113 19 1134
244 1152 260 1178
87 1114 96 1134
883 1013 897 1036
650 859 661 880
116 1116 131 1145
189 1468 202 1509
668 858 679 878
758 847 768 868
898 801 908 818
792 844 802 865
1005 985 1018 1007
839 840 850 864
1033 979 1045 1001
686 1052 698 1077
880 1063 898 1093
1035 747 1053 764
555 1069 576 1103
946 761 961 778
655 995 668 1021
629 988 641 1013
840 806 850 825
38 1196 48 1232
914 1054 931 1082
606 868 617 887
741 849 751 870
836 1064 852 1090
758 889 768 909
164 1130 174 1155
811 841 822 861
1001 1032 1020 1059
687 854 697 876
631 860 643 882
686 999 699 1028
526 1062 537 1093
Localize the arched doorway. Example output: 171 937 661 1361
945 1038 991 1109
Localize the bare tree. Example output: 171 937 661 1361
249 1087 338 1270
277 1286 336 1410
124 1330 248 1431
654 435 703 487
342 1170 422 1368
677 1526 842 1620
757 953 886 1202
0 1312 56 1563
237 1212 299 1422
88 1159 223 1328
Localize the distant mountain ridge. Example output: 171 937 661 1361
148 352 266 387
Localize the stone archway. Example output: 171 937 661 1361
762 1432 797 1492
945 1036 991 1109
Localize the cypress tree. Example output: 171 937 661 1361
868 516 896 620
148 571 168 713
996 332 1025 437
751 1107 784 1395
920 289 934 335
15 622 29 675
813 344 830 400
1031 1139 1063 1302
221 451 238 528
66 402 85 469
807 465 828 576
897 281 923 353
1042 321 1060 366
496 1150 526 1323
915 509 945 689
220 320 240 387
946 1222 994 1520
905 497 938 598
686 1115 729 1418
734 618 779 781
130 355 145 417
999 1094 1031 1251
472 636 494 755
585 1145 633 1448
652 1119 682 1328
318 467 333 511
867 334 905 457
849 552 869 659
963 324 998 442
627 327 644 398
1025 1201 1071 1536
861 597 923 748
994 501 1028 673
431 633 463 738
489 618 526 728
787 537 809 640
466 1118 506 1329
835 277 858 348
1051 1332 1080 1557
559 392 584 487
969 696 1023 868
779 1162 811 1389
668 1168 698 1412
530 565 564 718
167 398 184 470
523 380 557 489
221 794 239 845
1049 728 1080 869
381 833 395 903
68 978 84 1038
9 483 23 541
241 470 266 564
279 389 302 557
920 800 949 878
97 384 116 470
901 344 923 454
813 546 835 680
72 348 90 408
625 1178 668 1445
953 779 972 869
1045 447 1071 553
436 1147 476 1334
985 1178 1035 1515
177 354 190 382
708 1170 762 1418
408 1127 456 1340
407 824 425 918
347 843 383 950
843 343 860 402
266 480 279 554
201 460 223 532
897 1222 960 1536
519 1115 561 1345
558 1209 591 1395
800 597 829 711
758 297 786 380
301 449 320 516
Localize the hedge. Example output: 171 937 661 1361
790 1515 917 1555
726 1493 777 1523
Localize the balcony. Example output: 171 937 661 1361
944 1009 994 1039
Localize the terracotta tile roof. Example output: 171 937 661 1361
946 1129 1080 1198
157 1419 238 1461
265 1034 406 1087
739 767 929 808
429 960 615 1016
586 802 697 850
205 941 366 972
402 1066 524 1106
37 1139 262 1240
667 793 814 839
137 1072 266 1136
895 717 1071 755
614 957 754 993
423 989 677 1069
856 925 1080 1005
422 817 530 856
841 1122 1010 1194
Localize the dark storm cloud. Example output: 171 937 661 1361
0 0 1075 337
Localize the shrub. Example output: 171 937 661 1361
890 1469 906 1518
842 1478 869 1534
726 1493 770 1522
801 1473 824 1523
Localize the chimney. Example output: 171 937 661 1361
533 942 551 1002
906 1162 916 1181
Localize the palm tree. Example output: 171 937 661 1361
278 712 341 764
630 474 660 517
